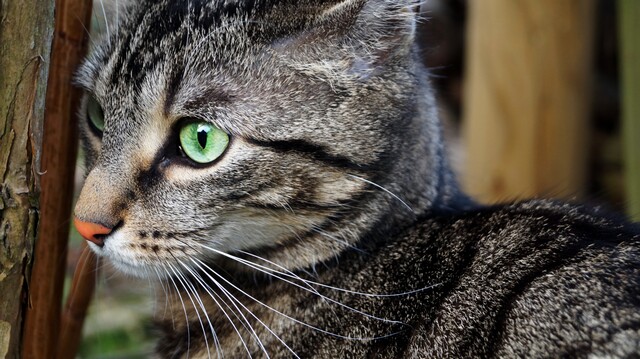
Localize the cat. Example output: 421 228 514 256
72 0 640 357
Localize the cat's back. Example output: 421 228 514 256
399 199 640 358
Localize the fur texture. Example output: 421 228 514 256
74 1 640 357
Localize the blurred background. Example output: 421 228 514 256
67 0 636 357
418 0 626 207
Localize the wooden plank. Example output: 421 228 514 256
619 0 640 221
0 0 53 357
21 0 93 358
463 0 596 203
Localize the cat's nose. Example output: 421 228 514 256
73 217 113 247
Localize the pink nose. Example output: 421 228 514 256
73 217 112 247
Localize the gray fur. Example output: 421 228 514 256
74 1 640 358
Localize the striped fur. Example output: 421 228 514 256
75 1 640 357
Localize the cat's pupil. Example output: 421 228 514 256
197 129 208 149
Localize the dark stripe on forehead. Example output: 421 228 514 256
107 0 229 87
247 138 370 171
108 4 154 86
100 0 353 91
115 2 188 85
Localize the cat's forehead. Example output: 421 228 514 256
84 2 251 93
76 0 410 164
75 0 372 139
77 0 355 93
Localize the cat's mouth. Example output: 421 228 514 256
85 229 176 278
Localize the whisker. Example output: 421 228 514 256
99 0 111 45
347 174 415 213
167 261 216 359
206 243 440 298
193 257 403 342
197 247 405 325
72 12 97 48
164 264 192 358
153 266 175 329
167 237 267 358
175 261 228 359
179 260 255 359
193 258 297 359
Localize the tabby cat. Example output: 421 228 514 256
73 0 640 357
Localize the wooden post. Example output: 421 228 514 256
0 1 54 358
57 244 98 359
463 0 596 203
619 0 640 221
21 0 93 358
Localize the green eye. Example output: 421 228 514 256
179 122 229 164
87 96 105 133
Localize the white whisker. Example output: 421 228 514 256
193 257 403 342
153 266 175 329
172 239 270 358
165 264 192 358
167 262 217 359
73 13 97 48
193 258 298 359
178 260 255 359
348 174 415 213
198 247 406 325
99 0 111 45
210 244 440 298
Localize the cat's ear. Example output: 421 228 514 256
319 0 419 46
272 1 420 78
303 0 420 69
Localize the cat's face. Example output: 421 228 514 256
74 0 419 277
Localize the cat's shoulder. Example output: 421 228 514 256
396 200 640 357
415 198 640 249
407 198 640 287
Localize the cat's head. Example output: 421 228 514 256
74 0 443 277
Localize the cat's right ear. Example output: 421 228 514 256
308 0 420 67
319 0 420 47
272 0 420 81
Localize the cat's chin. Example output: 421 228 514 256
105 255 194 280
108 256 156 278
88 245 157 279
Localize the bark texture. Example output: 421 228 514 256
0 0 54 358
